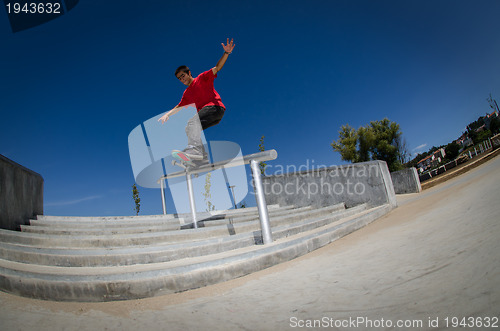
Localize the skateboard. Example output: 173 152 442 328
172 149 210 168
172 150 196 167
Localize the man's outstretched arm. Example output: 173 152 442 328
212 38 235 75
158 105 182 124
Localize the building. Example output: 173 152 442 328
456 132 473 149
417 148 446 173
484 110 499 131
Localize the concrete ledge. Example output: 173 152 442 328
0 155 43 231
390 167 422 194
263 160 397 209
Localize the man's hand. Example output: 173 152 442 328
158 113 170 124
213 38 235 74
222 38 235 54
158 106 183 124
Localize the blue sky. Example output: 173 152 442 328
1 0 499 216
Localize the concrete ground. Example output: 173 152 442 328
1 155 499 331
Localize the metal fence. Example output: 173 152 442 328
419 138 493 183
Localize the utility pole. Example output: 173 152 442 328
487 93 500 113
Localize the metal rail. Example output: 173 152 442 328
158 150 278 181
158 149 277 243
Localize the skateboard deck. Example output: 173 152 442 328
172 150 195 166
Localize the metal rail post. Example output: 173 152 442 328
229 185 236 209
186 173 198 229
160 178 167 215
250 159 273 244
159 150 278 234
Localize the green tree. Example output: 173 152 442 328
331 125 360 162
132 184 140 216
395 135 410 165
445 142 460 161
357 126 374 162
467 117 485 133
370 119 402 171
203 173 215 212
490 117 500 134
468 129 479 145
477 129 492 143
258 135 267 175
331 118 403 171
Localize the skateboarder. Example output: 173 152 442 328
158 38 235 162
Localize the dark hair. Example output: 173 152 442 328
175 65 190 77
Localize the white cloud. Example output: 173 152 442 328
45 195 102 207
412 143 427 152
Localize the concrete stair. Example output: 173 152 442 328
0 203 392 302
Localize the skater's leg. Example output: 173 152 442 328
198 105 225 130
184 114 204 159
183 106 225 160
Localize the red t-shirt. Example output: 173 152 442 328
177 70 225 112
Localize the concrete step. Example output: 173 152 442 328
197 205 319 227
7 205 340 248
31 204 285 225
25 205 294 230
22 205 308 234
0 204 364 268
184 204 313 229
0 204 391 302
